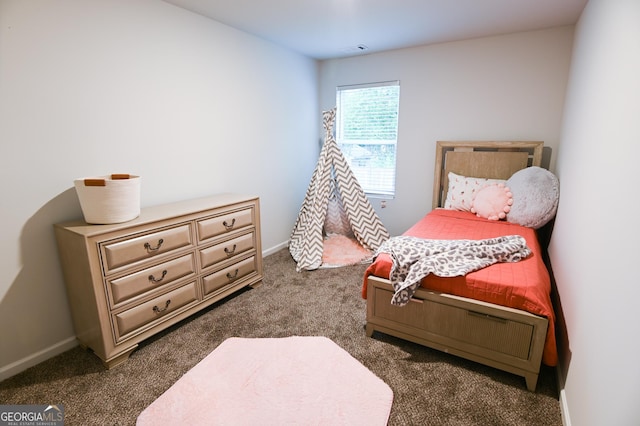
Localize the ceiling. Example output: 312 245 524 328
162 0 587 60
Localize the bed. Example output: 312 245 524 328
363 141 557 391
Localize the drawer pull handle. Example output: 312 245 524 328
468 310 507 323
224 244 237 256
223 218 236 230
148 270 168 283
226 269 239 281
409 297 424 304
152 300 171 314
144 238 164 252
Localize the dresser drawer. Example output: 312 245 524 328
107 253 196 307
197 207 253 242
101 224 193 273
202 256 256 296
199 232 255 270
114 281 198 340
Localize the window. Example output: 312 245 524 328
335 81 400 197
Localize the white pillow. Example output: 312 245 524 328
444 172 507 211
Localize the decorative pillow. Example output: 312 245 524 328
506 166 560 229
471 183 513 220
444 172 507 211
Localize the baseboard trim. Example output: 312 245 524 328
263 240 289 257
0 337 78 382
559 387 571 426
555 363 572 426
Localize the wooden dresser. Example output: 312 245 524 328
54 193 263 368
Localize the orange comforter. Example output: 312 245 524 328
362 209 557 366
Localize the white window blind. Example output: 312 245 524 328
336 81 400 197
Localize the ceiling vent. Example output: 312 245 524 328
340 44 369 55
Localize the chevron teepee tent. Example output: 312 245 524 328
289 108 390 271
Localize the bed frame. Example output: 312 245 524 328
365 141 549 391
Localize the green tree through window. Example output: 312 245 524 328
336 81 400 197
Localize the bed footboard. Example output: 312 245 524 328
365 276 548 391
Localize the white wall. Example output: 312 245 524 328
319 27 574 236
0 0 318 379
549 1 640 424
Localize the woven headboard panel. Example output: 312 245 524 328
433 141 544 209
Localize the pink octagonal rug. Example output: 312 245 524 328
137 336 393 425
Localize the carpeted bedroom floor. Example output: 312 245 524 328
0 248 562 425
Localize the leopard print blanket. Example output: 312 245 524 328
374 235 531 306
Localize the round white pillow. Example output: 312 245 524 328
506 166 559 229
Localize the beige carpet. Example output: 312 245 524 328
0 248 562 425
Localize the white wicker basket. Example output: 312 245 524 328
74 174 141 224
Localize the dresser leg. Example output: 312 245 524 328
102 345 138 369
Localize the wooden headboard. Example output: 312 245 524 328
433 141 544 209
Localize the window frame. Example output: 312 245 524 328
335 80 400 198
